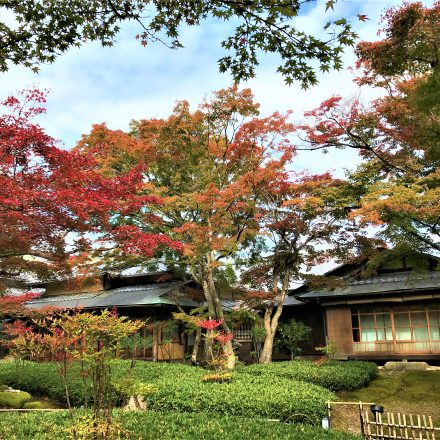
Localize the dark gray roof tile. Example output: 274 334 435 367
28 281 197 309
299 271 440 299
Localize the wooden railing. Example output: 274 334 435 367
327 402 439 440
361 410 439 440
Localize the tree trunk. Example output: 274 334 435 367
259 269 290 364
259 306 274 364
222 339 235 369
200 257 236 369
203 329 214 362
191 327 202 363
259 334 274 364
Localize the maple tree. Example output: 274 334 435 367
0 88 180 289
79 87 375 365
298 1 440 257
0 293 40 319
78 86 296 368
0 0 360 87
240 172 368 363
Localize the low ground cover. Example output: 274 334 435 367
0 410 361 440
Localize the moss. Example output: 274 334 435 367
23 401 48 410
338 371 440 427
0 390 32 408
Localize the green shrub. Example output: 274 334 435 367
0 359 377 422
146 376 333 423
0 384 8 391
275 319 312 359
0 360 335 423
0 410 361 440
0 390 32 408
0 361 91 406
242 360 378 392
115 360 334 423
23 401 48 409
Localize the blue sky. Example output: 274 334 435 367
0 0 424 175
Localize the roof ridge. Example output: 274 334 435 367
352 271 440 286
107 280 186 293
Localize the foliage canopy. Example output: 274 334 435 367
1 0 359 87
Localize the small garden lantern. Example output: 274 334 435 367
370 404 384 422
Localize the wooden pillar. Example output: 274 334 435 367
152 324 159 362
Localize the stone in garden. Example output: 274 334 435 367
124 395 147 411
403 362 429 371
383 361 428 371
3 386 21 393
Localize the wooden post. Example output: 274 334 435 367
152 324 158 362
327 401 332 429
359 402 365 438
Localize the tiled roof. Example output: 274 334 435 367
283 296 306 306
299 271 440 299
27 281 197 309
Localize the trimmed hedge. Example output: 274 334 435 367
0 359 377 423
146 376 333 422
116 360 336 423
0 410 361 440
0 361 90 406
241 360 378 392
0 360 335 423
23 401 49 409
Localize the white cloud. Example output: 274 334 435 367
0 0 418 173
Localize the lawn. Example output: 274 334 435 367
332 370 440 436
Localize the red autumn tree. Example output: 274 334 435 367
78 86 295 368
0 292 42 319
297 2 440 256
0 88 181 290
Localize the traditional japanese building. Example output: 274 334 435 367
27 271 200 361
13 250 440 363
290 253 440 361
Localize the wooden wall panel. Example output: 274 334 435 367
157 342 184 361
325 307 353 359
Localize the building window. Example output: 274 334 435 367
234 324 253 341
352 304 440 346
